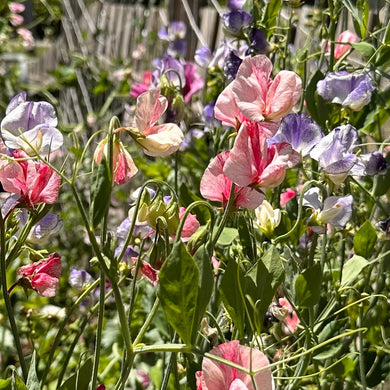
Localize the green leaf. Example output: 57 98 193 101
353 221 377 259
246 245 285 329
219 259 246 337
0 380 11 390
237 213 256 260
59 357 93 390
11 372 27 390
295 263 322 307
215 227 238 246
26 351 40 390
341 255 369 287
179 183 209 225
262 0 282 35
90 157 112 228
158 241 200 345
352 42 375 59
192 242 214 341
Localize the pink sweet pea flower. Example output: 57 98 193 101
232 55 301 122
179 206 200 241
332 30 358 60
214 82 279 138
280 188 296 206
130 71 153 98
200 150 265 210
9 2 25 13
223 121 300 190
16 253 61 297
131 257 158 286
93 135 138 185
278 297 300 334
214 55 301 137
196 340 274 390
10 13 24 26
0 150 60 208
128 89 184 157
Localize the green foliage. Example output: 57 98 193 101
295 262 322 307
353 221 377 259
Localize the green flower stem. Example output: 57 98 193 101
174 200 215 244
212 182 236 247
161 333 179 390
358 305 367 390
134 344 191 354
328 0 337 71
133 297 160 346
0 214 28 381
40 278 101 385
91 272 106 390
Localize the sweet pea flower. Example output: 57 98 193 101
200 150 265 210
268 113 323 157
332 30 359 59
130 71 152 98
231 55 302 122
16 253 61 297
27 213 63 243
152 56 185 89
303 187 353 233
69 268 95 290
310 124 358 184
352 151 389 176
195 46 212 67
280 188 296 206
17 28 35 50
254 200 281 238
131 256 158 286
196 340 274 390
0 150 61 208
179 206 200 241
246 28 270 56
10 13 24 26
223 121 301 190
183 62 204 103
317 71 375 111
228 0 246 10
9 2 25 13
278 298 300 334
224 51 243 82
93 134 138 185
1 92 63 155
127 89 184 157
222 10 253 36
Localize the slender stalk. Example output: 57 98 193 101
358 305 367 390
91 272 106 390
133 298 160 346
0 214 28 380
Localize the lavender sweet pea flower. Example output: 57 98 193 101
222 10 253 36
303 187 353 233
317 71 375 111
28 213 63 243
152 56 186 88
1 92 63 155
69 268 95 290
268 113 323 157
158 21 186 41
310 124 359 184
228 0 246 9
195 46 212 67
352 151 389 176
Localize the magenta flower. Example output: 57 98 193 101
200 150 265 210
223 122 301 190
1 92 63 155
280 188 296 207
128 89 184 157
179 206 200 241
17 253 61 297
130 71 152 98
196 340 274 390
0 150 61 208
183 62 204 103
9 2 25 13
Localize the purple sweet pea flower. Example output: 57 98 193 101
224 50 243 82
222 10 253 36
28 213 63 243
167 39 187 57
158 21 186 41
228 0 246 9
246 28 271 55
303 187 353 233
152 56 186 89
69 268 95 290
268 113 323 157
1 92 63 155
195 46 212 67
317 71 375 111
352 151 389 176
310 124 359 184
